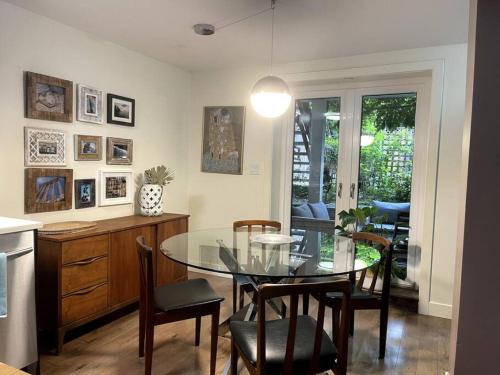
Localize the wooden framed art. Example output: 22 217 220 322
25 72 73 123
201 106 245 175
25 168 73 214
77 84 103 124
107 94 135 126
106 137 133 165
74 179 96 209
74 134 102 161
25 127 66 167
98 170 133 206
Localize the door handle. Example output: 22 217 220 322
5 247 33 259
350 183 356 199
337 182 343 198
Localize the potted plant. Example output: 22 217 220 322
138 165 174 216
335 206 406 282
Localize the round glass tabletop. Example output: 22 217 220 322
160 227 381 278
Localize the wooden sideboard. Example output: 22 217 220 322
36 213 189 353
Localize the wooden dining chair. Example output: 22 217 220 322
231 220 282 314
230 279 351 375
306 232 392 359
136 236 224 375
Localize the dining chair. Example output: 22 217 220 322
232 220 282 314
136 236 224 375
305 232 392 359
230 279 351 375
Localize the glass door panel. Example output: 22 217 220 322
291 97 341 261
356 93 417 281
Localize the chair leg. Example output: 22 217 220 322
232 279 238 314
332 307 340 342
230 336 238 375
210 306 220 375
349 309 355 337
303 292 309 315
195 316 201 346
145 319 154 375
379 304 389 359
139 303 145 357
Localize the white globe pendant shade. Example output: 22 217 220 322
250 75 291 118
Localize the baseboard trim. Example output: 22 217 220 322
428 301 452 319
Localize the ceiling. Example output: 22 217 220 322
5 0 469 72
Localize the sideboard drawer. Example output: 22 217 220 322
62 235 108 265
61 256 108 295
61 283 108 325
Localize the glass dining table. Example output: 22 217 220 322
160 226 381 373
160 227 381 279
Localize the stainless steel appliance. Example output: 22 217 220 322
0 218 41 372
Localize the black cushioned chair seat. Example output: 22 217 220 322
230 315 337 374
154 278 223 311
327 285 374 300
303 277 375 301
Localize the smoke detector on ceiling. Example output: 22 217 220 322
193 24 215 36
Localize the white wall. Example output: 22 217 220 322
188 45 467 318
0 1 467 318
0 1 191 222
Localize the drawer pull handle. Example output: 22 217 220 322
65 255 107 267
65 282 106 297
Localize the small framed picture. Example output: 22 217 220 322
77 84 103 124
25 127 66 167
107 94 135 126
74 135 102 161
74 179 96 209
25 72 73 123
98 170 133 206
106 137 133 165
25 168 73 213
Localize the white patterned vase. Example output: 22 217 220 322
138 184 164 216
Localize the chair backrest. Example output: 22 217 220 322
256 280 351 375
352 232 392 296
233 220 282 266
233 220 282 232
136 236 155 312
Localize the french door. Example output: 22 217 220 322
286 80 430 288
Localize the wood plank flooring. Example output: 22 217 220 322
40 272 450 374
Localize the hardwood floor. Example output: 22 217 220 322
40 272 450 374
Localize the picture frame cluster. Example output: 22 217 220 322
23 71 135 214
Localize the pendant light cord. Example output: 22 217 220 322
216 5 273 32
270 0 275 75
214 0 277 76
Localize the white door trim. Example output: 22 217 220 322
275 59 445 316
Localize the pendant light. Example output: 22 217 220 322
250 0 291 118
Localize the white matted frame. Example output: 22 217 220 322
98 169 133 206
24 127 66 166
77 84 103 124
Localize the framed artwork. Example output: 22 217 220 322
98 170 133 206
201 106 245 175
74 179 96 209
25 127 66 167
106 137 133 165
25 168 73 214
74 134 102 161
77 84 103 124
107 94 135 126
25 72 73 123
